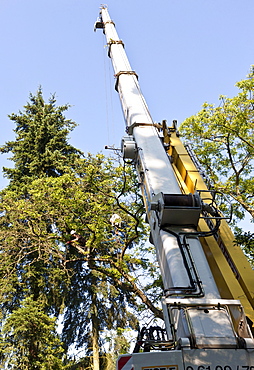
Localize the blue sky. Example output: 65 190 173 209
0 0 253 199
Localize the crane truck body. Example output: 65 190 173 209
95 6 254 370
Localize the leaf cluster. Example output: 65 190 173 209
180 66 254 223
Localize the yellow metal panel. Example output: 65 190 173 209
176 154 198 173
171 163 190 194
198 219 254 324
169 131 254 325
175 156 198 186
170 134 212 194
219 219 254 308
185 171 210 193
170 135 189 155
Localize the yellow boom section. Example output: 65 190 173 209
167 126 254 325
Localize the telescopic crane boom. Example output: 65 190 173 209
95 6 254 369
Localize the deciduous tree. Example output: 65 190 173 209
0 90 162 369
0 157 161 368
180 67 254 258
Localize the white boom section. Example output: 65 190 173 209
100 7 180 196
96 7 254 360
99 6 220 299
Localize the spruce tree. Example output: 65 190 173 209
0 91 161 369
1 298 65 369
0 88 82 191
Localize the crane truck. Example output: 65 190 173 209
95 6 254 370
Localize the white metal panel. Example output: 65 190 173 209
129 351 184 370
118 349 254 370
187 308 237 348
159 229 191 290
135 126 181 195
156 227 220 299
117 75 153 126
183 348 254 368
184 233 220 299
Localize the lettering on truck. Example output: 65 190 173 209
186 366 254 370
142 366 178 370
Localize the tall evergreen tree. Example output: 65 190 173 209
1 298 65 369
0 91 162 369
0 88 82 191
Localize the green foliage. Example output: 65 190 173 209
0 154 158 365
180 66 254 222
103 328 132 370
0 88 82 191
0 89 161 368
234 228 254 267
1 297 65 369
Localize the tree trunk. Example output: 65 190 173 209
91 270 100 370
